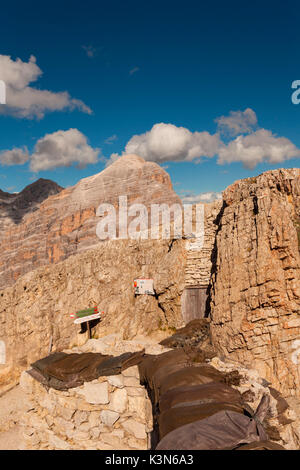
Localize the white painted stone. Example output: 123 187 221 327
100 410 120 427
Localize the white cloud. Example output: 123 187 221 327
30 129 100 172
108 112 300 169
218 129 300 169
216 108 257 136
0 129 100 172
109 123 220 165
181 191 222 204
0 55 92 118
0 147 29 166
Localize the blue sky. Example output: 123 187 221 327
0 0 300 200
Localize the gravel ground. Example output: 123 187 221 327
0 385 29 450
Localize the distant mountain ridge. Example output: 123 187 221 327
0 155 181 289
0 179 64 223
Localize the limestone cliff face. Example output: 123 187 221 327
0 155 181 290
210 168 300 397
0 237 185 387
1 162 300 401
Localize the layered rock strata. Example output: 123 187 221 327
0 155 181 290
0 237 185 391
210 169 300 397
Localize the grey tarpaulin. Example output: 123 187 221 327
159 382 244 414
28 350 145 390
235 441 285 450
156 395 270 450
158 401 248 439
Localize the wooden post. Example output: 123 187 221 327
87 321 91 339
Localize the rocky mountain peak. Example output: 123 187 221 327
0 155 181 289
0 178 63 224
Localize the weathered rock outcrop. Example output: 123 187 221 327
0 155 181 290
1 162 300 405
210 169 300 397
0 237 185 390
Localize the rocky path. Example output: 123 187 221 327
0 385 28 450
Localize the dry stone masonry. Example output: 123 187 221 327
19 335 170 450
17 333 300 450
184 201 222 288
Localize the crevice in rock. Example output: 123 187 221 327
253 195 259 216
253 196 259 250
154 288 168 324
167 238 176 252
204 200 227 318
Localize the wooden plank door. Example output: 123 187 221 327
181 287 207 324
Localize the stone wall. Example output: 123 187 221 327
185 201 222 288
18 333 300 450
19 335 171 450
21 368 151 450
209 169 300 397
